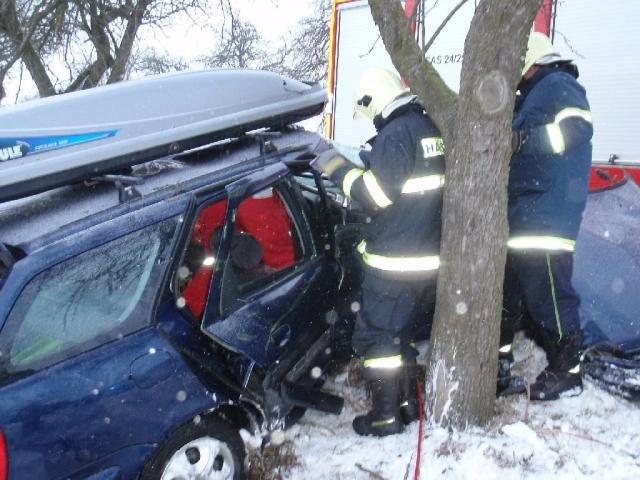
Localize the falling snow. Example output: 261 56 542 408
455 302 468 315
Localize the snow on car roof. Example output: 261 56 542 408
0 128 320 247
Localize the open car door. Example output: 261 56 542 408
200 162 339 364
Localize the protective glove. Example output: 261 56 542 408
358 149 372 168
310 148 349 177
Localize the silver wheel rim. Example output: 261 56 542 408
160 436 236 480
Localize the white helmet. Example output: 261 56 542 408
353 67 408 120
522 32 571 76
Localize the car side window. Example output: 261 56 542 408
0 217 178 375
177 198 228 321
220 186 308 315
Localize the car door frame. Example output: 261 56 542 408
199 162 341 369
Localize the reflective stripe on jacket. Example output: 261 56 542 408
509 65 592 243
357 240 439 272
507 236 575 252
330 101 444 262
363 354 402 369
341 168 444 205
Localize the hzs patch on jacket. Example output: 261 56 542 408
421 137 444 158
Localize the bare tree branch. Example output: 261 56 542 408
280 0 331 81
422 0 470 54
127 47 187 77
1 0 205 98
108 0 152 83
369 0 458 137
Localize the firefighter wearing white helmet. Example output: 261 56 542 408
521 31 570 76
499 32 593 401
353 67 408 120
311 67 444 436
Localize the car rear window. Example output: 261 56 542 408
0 217 178 377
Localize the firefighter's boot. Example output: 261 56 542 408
353 364 403 437
530 332 583 401
399 349 419 424
496 346 526 397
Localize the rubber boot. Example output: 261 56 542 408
497 319 526 397
353 367 403 437
530 332 583 401
399 351 419 425
496 349 526 397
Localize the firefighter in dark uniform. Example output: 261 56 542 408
311 68 444 436
499 33 593 400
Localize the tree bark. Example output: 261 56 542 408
0 0 56 97
368 0 457 137
107 0 152 84
78 0 115 89
1 0 204 97
369 0 541 427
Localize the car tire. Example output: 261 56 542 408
140 416 246 480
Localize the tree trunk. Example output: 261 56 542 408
1 0 56 97
368 0 457 135
79 1 114 89
107 0 151 84
369 0 540 427
19 42 56 97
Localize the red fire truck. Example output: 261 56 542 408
325 0 640 186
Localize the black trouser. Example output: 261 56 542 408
351 266 437 359
501 250 581 347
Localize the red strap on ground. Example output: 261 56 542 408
414 377 424 480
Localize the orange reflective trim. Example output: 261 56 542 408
326 1 340 138
326 0 367 139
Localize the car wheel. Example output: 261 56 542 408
141 417 246 480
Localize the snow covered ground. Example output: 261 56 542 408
265 334 640 480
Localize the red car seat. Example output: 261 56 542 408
236 188 295 270
182 200 227 318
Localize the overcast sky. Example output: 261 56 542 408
4 0 317 103
143 0 316 62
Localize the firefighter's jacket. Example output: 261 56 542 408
509 65 593 252
329 98 444 274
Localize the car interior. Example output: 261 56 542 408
178 186 301 321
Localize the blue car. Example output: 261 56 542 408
0 124 351 479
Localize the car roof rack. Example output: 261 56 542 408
0 69 326 204
0 129 321 249
87 174 144 204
